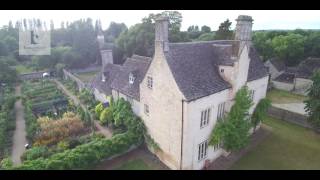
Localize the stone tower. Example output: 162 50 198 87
97 30 105 49
155 16 169 52
100 49 113 81
234 15 253 55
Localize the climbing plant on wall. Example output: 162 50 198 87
209 86 253 152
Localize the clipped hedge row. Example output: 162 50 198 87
0 87 16 158
7 98 145 170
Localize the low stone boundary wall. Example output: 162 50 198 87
267 106 311 129
19 71 47 80
63 69 86 91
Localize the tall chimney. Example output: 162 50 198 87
155 16 169 52
100 49 113 82
234 15 253 54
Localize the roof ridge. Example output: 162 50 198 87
169 40 237 45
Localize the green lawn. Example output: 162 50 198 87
75 71 99 83
115 159 153 170
266 89 307 104
230 117 320 170
13 65 34 74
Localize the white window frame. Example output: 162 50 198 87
198 140 208 161
129 73 135 84
147 76 153 89
249 90 255 101
200 107 211 129
144 104 149 116
217 102 225 121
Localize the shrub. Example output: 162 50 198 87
99 108 113 125
95 103 104 118
0 157 13 169
21 146 51 161
34 112 85 146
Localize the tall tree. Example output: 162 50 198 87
201 25 211 33
209 86 253 151
271 33 306 66
304 70 320 130
214 19 233 40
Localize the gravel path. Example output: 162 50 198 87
11 85 27 165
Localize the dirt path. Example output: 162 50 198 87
11 85 27 165
53 79 112 138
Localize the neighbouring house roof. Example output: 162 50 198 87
269 58 286 72
110 55 152 101
89 64 121 95
296 57 320 79
164 40 269 101
274 72 295 83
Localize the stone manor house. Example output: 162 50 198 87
89 15 269 170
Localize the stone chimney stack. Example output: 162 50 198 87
155 16 169 52
234 15 253 54
100 49 113 82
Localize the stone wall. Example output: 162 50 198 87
63 69 86 91
267 106 311 129
19 71 47 80
272 80 294 91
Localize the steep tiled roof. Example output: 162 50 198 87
165 41 268 101
89 64 120 95
296 57 320 79
269 58 286 72
274 72 295 83
110 55 151 100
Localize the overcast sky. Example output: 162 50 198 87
0 10 320 31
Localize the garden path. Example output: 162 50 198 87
11 85 27 165
272 102 307 115
53 79 112 138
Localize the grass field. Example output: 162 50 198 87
230 117 320 170
13 65 34 74
266 89 308 104
115 159 153 170
75 71 99 83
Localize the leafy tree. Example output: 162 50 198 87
104 22 127 42
214 19 233 40
252 32 274 61
251 98 271 132
197 32 215 41
187 25 201 39
0 60 18 84
209 86 253 151
304 70 320 130
201 25 211 33
271 33 306 66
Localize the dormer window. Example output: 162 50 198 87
129 73 135 84
220 68 224 73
